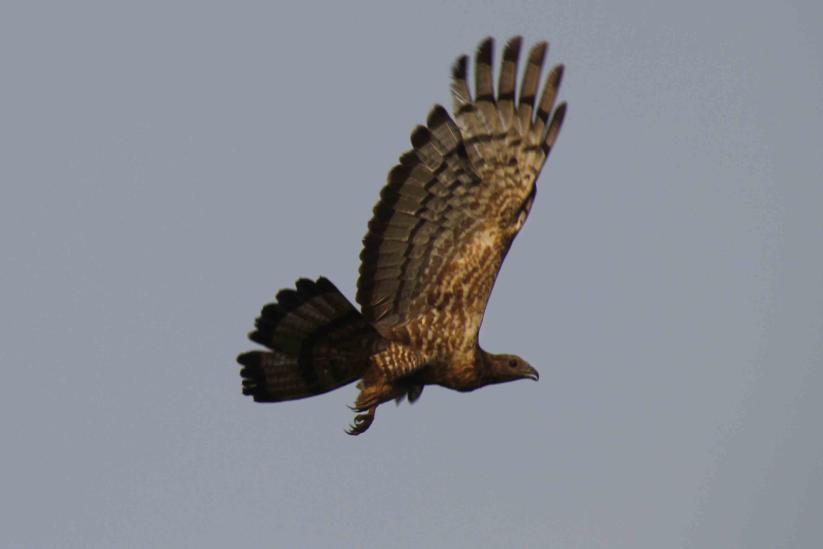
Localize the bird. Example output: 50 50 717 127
237 36 566 435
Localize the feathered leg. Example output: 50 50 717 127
345 367 400 435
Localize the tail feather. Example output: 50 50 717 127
238 277 380 402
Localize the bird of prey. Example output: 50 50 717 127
238 36 566 435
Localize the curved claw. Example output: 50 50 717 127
345 405 376 436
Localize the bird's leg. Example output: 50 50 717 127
346 405 376 436
346 366 392 435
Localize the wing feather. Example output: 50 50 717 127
358 37 566 335
497 37 522 130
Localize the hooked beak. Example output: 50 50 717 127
525 366 540 381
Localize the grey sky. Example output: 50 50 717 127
2 1 822 547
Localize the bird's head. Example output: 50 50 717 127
482 352 540 385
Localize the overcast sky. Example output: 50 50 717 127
2 1 822 547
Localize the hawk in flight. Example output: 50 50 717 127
238 37 566 434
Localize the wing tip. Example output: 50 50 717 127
503 36 523 60
542 101 568 154
451 54 468 80
426 104 451 128
410 125 432 149
476 36 494 64
529 41 548 62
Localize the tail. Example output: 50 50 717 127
237 277 380 402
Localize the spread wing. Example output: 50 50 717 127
356 37 566 333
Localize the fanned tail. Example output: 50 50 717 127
238 277 381 402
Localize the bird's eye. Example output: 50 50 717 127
508 359 518 368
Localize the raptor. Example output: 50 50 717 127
238 37 566 434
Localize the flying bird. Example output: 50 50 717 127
238 36 567 434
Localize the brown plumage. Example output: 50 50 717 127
238 37 566 435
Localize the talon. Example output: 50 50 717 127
345 405 376 436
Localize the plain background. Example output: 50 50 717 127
2 1 822 547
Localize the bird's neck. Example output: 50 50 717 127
424 348 488 392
